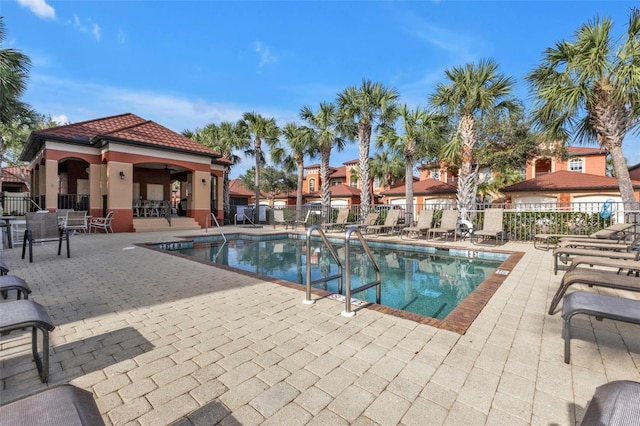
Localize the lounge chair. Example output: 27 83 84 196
322 209 352 233
549 268 640 314
0 384 105 425
471 208 504 246
89 211 115 233
273 209 293 229
22 212 70 263
552 238 639 274
0 260 8 275
401 209 434 239
0 300 56 382
581 380 640 425
534 222 635 250
566 255 640 275
0 275 31 300
354 212 380 230
293 210 312 229
561 291 640 363
364 209 401 236
428 210 458 242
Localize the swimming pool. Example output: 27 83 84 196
151 233 511 322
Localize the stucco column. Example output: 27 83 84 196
190 171 211 228
44 159 58 211
106 162 133 232
88 164 102 216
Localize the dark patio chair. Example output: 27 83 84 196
0 300 56 382
0 275 31 300
581 380 640 425
22 212 70 263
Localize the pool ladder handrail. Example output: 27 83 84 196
207 213 227 243
342 226 381 317
302 225 381 318
303 225 343 305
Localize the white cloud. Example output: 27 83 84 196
117 28 126 44
51 114 69 125
92 24 102 41
17 0 55 20
253 41 277 70
67 14 101 41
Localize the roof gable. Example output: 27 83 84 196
22 113 221 161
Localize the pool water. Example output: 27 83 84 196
155 235 507 320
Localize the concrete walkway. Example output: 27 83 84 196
1 227 639 425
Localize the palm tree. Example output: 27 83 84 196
204 122 250 220
300 102 346 222
430 59 517 220
526 9 640 208
278 122 317 219
0 17 32 125
369 150 404 191
377 104 447 223
239 112 280 222
337 80 399 218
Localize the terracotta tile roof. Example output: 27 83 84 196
381 178 457 195
307 184 361 197
502 170 640 192
343 158 359 165
26 113 221 158
330 166 347 178
1 166 30 183
630 162 640 171
566 146 606 156
229 179 256 197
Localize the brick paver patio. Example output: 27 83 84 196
1 227 639 425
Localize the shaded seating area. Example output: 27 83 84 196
0 384 104 425
22 212 70 263
401 209 434 239
581 380 640 425
561 291 640 363
89 211 115 233
0 300 56 382
471 208 505 246
428 209 458 242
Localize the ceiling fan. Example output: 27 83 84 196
163 164 176 172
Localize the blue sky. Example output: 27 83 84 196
3 0 640 178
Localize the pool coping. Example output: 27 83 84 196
140 233 524 335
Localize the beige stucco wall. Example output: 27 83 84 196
44 159 58 210
107 162 133 209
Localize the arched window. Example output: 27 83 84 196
308 178 316 192
373 177 380 189
569 158 584 173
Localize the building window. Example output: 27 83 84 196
308 178 315 192
351 178 358 188
430 170 440 180
332 179 342 186
569 158 584 173
373 177 380 189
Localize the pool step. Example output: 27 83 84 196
133 217 201 233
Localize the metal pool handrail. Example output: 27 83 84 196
303 225 343 305
207 213 227 243
342 226 381 317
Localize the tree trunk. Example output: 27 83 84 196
359 120 372 218
254 139 261 223
609 144 638 209
296 160 304 221
405 156 414 225
320 149 331 223
456 115 477 220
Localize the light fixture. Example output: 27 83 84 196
119 171 125 180
201 178 206 185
